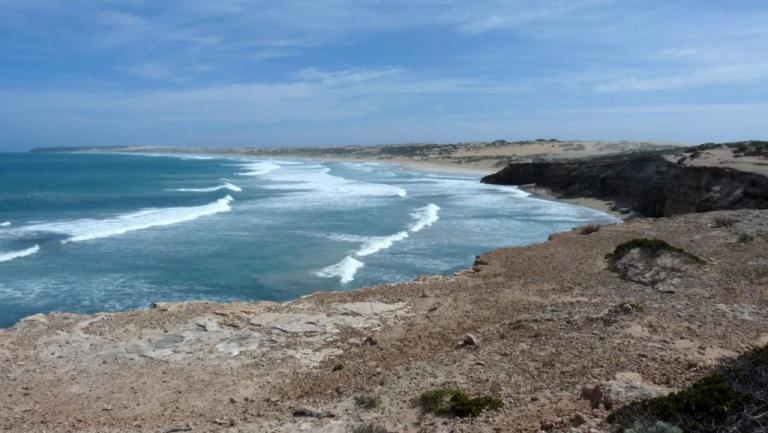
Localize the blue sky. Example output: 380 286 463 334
1 1 767 150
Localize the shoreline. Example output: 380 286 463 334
517 184 633 220
2 208 765 432
0 152 619 330
113 149 627 219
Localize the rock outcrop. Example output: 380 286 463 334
481 155 768 217
582 372 674 410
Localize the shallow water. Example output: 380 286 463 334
0 152 618 327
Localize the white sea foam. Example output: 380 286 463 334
258 164 407 200
172 182 242 193
315 255 364 284
324 203 441 263
0 221 10 227
17 196 234 243
356 231 409 256
237 161 280 176
0 245 40 263
409 204 440 232
318 202 441 283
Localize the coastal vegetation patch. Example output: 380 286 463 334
418 388 503 417
713 216 737 228
610 344 768 433
606 239 705 265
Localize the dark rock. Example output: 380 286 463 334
292 406 335 418
481 155 768 217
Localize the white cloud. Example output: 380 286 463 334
595 63 768 92
0 67 526 128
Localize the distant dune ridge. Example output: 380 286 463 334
31 138 678 172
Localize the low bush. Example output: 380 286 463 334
418 388 503 417
579 224 601 235
713 216 737 228
355 394 381 409
611 344 768 433
606 239 705 265
737 233 754 243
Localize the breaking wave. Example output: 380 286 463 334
16 196 234 243
357 231 410 256
409 204 440 232
315 255 364 284
317 203 441 283
0 245 40 263
258 165 407 200
238 161 280 176
172 182 242 193
0 222 10 227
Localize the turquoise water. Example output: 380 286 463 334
0 152 617 327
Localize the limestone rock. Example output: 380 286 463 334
335 301 406 316
582 372 673 409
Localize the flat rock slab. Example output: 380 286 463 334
248 312 372 334
335 301 407 316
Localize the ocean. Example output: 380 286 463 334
0 152 618 327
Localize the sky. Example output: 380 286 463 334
1 1 767 150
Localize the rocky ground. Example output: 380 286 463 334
1 209 767 433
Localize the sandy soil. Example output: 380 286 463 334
517 185 633 220
665 147 768 176
2 209 766 433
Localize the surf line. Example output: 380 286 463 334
316 203 441 284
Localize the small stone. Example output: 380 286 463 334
229 397 238 404
363 336 378 346
458 333 478 347
757 334 768 347
571 413 588 426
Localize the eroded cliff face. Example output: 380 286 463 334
481 155 768 217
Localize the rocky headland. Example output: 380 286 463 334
482 141 768 218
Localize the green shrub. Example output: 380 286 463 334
611 344 768 433
615 302 645 313
355 394 381 409
713 216 737 228
418 388 503 417
737 233 754 243
606 239 705 264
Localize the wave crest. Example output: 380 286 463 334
0 245 40 263
409 204 440 232
315 256 364 284
17 196 234 243
172 183 242 193
238 161 280 176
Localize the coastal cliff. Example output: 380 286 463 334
481 154 768 217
